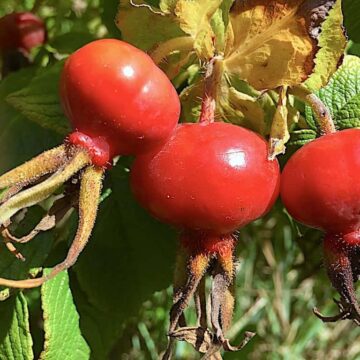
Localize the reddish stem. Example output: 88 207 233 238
199 56 222 124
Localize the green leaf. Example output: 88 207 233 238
305 56 360 130
116 0 184 51
40 269 90 360
0 293 33 360
305 0 347 91
288 129 317 147
343 0 360 43
0 68 62 173
6 62 70 136
73 159 177 358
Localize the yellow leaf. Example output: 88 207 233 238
224 0 338 90
269 87 289 159
175 0 222 59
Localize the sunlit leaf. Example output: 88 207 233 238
288 129 317 146
224 0 340 90
305 55 360 130
40 270 90 360
0 293 33 360
305 0 346 90
174 0 221 59
116 0 184 52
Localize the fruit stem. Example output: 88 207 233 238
289 86 336 135
199 56 223 124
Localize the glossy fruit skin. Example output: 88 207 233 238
60 39 180 160
281 129 360 235
0 12 46 54
131 122 280 235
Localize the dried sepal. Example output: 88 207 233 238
169 326 213 354
0 144 67 190
164 234 254 359
169 252 210 333
1 184 78 246
195 278 207 328
0 148 90 227
0 165 104 288
313 233 360 325
163 251 210 360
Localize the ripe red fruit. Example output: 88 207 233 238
0 12 46 54
0 39 180 288
132 122 280 240
281 128 360 324
61 39 181 162
131 121 280 353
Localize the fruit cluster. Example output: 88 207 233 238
1 10 360 359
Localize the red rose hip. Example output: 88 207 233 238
0 39 180 288
131 122 280 238
281 129 360 324
61 39 180 159
131 121 280 352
